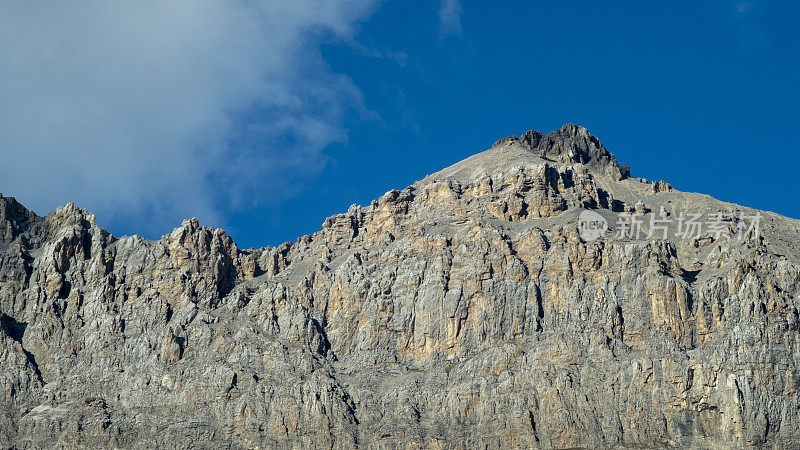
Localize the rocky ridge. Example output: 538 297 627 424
1 124 799 448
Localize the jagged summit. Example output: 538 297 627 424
429 124 630 186
492 123 630 178
1 126 800 448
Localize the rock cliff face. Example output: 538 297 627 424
1 124 799 448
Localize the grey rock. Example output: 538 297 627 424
1 124 800 448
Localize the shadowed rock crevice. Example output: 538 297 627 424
1 314 43 383
0 314 26 343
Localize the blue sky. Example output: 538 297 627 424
1 1 798 248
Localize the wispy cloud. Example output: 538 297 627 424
438 0 462 36
735 1 753 14
352 42 409 67
726 0 769 50
0 0 377 236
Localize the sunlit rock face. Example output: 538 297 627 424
2 125 800 448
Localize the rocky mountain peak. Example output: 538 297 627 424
493 123 631 179
1 126 799 448
0 195 37 243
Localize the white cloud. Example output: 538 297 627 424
439 0 462 36
0 0 377 235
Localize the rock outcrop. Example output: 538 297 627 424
1 124 799 448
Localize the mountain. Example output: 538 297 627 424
1 124 799 448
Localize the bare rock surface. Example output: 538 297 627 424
1 124 799 448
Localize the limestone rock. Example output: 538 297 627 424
1 125 799 448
